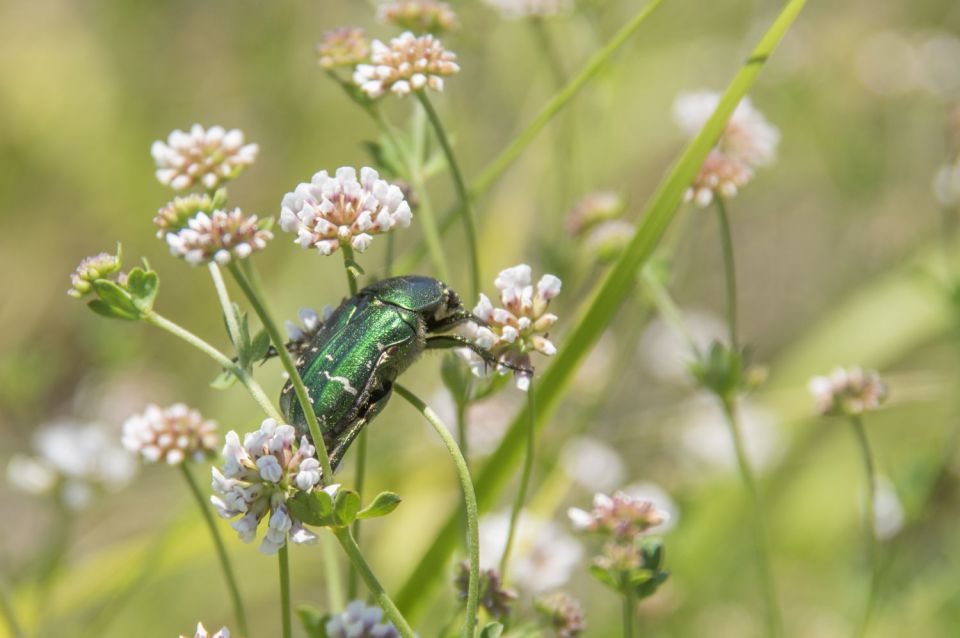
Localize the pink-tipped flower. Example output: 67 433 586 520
166 208 273 266
211 418 330 554
317 27 370 69
378 1 459 34
808 366 888 417
180 623 229 638
151 124 258 191
673 91 780 207
353 32 459 98
568 491 668 542
482 0 572 19
122 404 218 465
535 592 586 638
279 167 412 255
461 264 561 391
68 249 124 298
154 192 220 239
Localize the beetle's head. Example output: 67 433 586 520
433 286 464 322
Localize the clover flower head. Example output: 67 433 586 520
152 124 258 191
586 220 634 262
455 560 517 620
122 403 218 465
673 91 779 207
808 366 888 417
166 208 273 266
279 167 413 255
460 264 561 391
568 491 668 542
535 592 586 638
934 156 960 208
155 192 219 239
566 191 625 236
317 27 370 69
378 1 459 34
180 623 229 638
482 0 573 19
68 250 123 298
211 418 330 554
353 32 459 98
479 510 582 592
325 601 400 638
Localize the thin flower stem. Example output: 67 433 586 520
180 463 249 637
622 588 636 638
332 528 417 638
720 397 782 638
0 577 24 638
409 164 451 282
394 384 479 638
226 263 335 483
208 263 243 351
714 197 739 350
641 266 702 358
500 385 536 581
849 415 880 638
141 310 283 422
279 545 293 638
528 18 566 88
415 90 481 300
340 242 361 297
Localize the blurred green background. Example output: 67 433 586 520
2 0 960 635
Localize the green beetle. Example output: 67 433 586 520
279 275 516 472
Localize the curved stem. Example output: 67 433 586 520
720 397 781 637
415 91 480 300
142 310 283 422
850 415 880 638
332 528 417 638
279 545 292 638
622 588 636 638
394 384 479 638
714 198 739 350
499 386 536 580
226 263 335 483
181 464 249 637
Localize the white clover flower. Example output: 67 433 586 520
479 510 582 593
378 1 459 34
7 421 137 509
152 125 258 191
460 264 561 391
873 475 904 540
122 404 218 465
481 0 573 19
325 600 400 638
934 157 960 208
68 250 123 299
154 192 218 239
180 623 230 638
317 27 370 69
566 191 625 237
353 32 459 98
673 91 780 207
211 418 331 554
808 366 888 417
622 482 679 534
567 491 668 542
166 208 273 266
279 167 412 255
559 436 626 493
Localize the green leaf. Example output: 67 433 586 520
210 369 239 390
87 299 139 321
395 0 810 616
288 490 335 527
588 564 619 591
333 489 361 527
126 268 159 311
357 491 402 519
297 604 330 638
91 280 139 317
249 330 272 363
479 622 504 638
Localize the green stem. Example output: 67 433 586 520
322 532 346 612
279 545 292 638
500 386 536 581
714 198 739 351
208 263 243 351
394 384 479 638
340 242 360 297
142 310 283 422
641 266 701 358
180 464 249 637
0 577 23 638
332 528 417 638
415 90 480 300
528 18 566 88
850 415 880 638
226 263 335 483
622 588 636 638
720 397 781 638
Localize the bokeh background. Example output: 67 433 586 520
2 0 960 635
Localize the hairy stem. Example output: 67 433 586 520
394 384 479 638
227 263 335 482
279 545 292 638
181 464 249 637
332 528 417 638
850 415 880 638
208 263 243 351
500 386 536 580
715 198 739 350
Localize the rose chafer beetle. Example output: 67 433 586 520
278 275 521 472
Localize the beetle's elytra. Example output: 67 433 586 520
279 275 504 472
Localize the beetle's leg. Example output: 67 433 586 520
428 308 483 333
424 335 534 376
